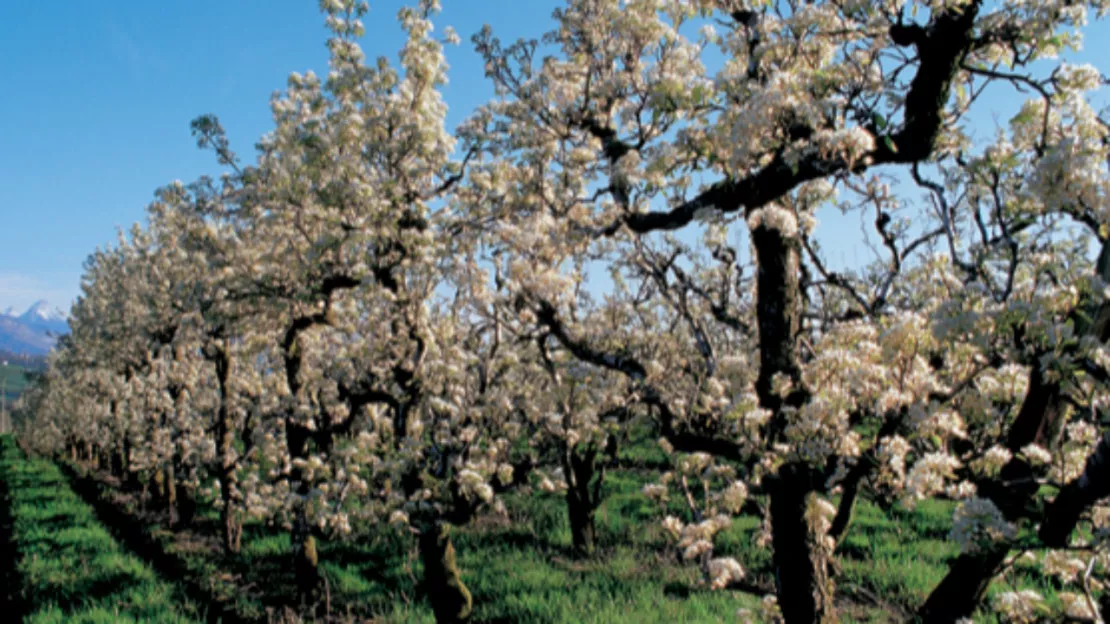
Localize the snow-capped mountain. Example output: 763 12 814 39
17 300 69 331
0 301 70 355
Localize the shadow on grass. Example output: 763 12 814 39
56 462 236 623
0 438 27 619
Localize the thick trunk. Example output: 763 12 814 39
110 449 124 478
919 548 1008 622
751 225 835 622
178 484 197 527
292 511 321 605
565 447 603 556
1041 431 1110 547
224 507 242 554
214 345 241 553
751 225 803 417
287 422 321 602
420 522 472 623
921 353 1069 618
567 488 598 556
770 465 837 624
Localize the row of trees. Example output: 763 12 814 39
17 0 1110 621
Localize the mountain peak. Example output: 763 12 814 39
20 300 67 323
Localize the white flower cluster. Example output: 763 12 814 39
992 590 1044 624
746 204 799 238
705 557 744 590
903 453 961 508
950 497 1016 554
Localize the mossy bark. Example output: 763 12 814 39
750 225 839 623
292 512 322 608
420 522 472 623
287 422 323 606
564 447 603 557
214 344 242 553
152 466 166 508
769 466 837 624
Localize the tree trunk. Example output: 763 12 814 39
110 449 124 479
151 466 166 510
919 547 1008 622
286 421 322 604
214 344 241 553
123 437 140 491
224 508 242 554
1041 430 1110 547
567 487 598 556
920 364 1068 618
750 224 836 623
420 522 472 623
770 464 837 624
178 484 197 528
165 462 178 528
292 511 321 607
564 447 603 557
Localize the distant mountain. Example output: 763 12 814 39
17 300 69 335
0 301 70 355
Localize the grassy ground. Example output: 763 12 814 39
0 436 199 623
2 431 1089 623
102 467 1062 623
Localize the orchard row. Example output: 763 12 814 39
16 1 1110 621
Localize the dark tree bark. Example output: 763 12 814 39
770 466 837 624
1041 431 1110 547
564 446 605 556
921 241 1110 621
750 223 838 623
420 522 472 624
286 421 322 604
212 342 242 553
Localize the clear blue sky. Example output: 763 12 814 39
0 0 561 311
0 2 1108 313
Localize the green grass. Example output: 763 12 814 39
0 436 199 623
5 430 1091 623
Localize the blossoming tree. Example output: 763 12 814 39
462 0 1110 620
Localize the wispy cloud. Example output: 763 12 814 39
105 19 145 81
0 272 80 314
104 18 167 81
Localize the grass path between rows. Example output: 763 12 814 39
0 435 200 623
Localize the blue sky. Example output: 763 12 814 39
0 2 1108 313
0 0 561 311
